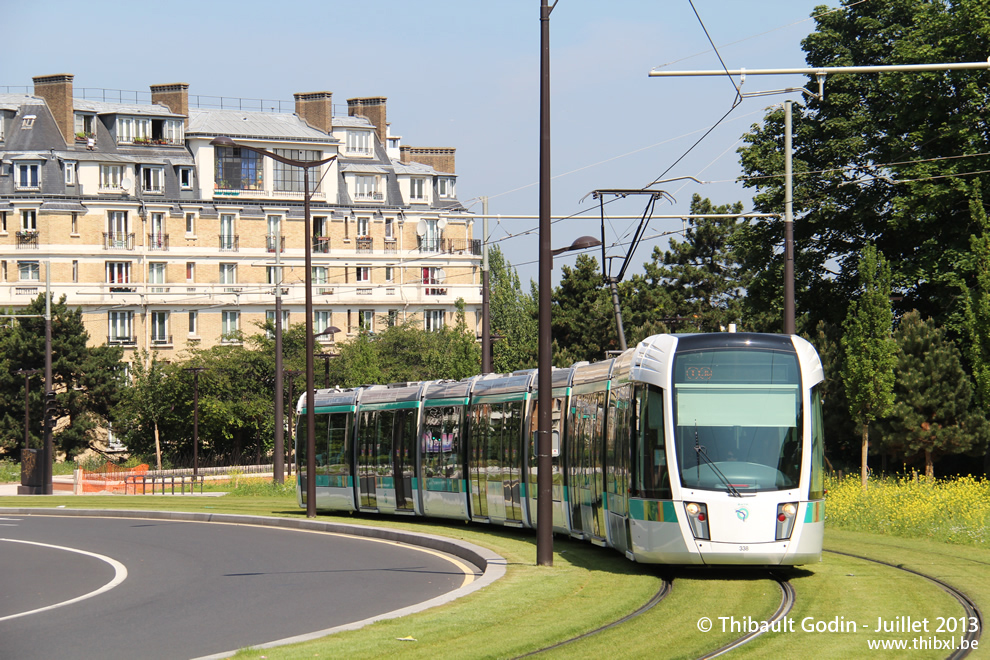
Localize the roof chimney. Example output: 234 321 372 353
151 83 189 126
294 91 333 134
32 73 74 145
400 146 456 174
347 97 387 147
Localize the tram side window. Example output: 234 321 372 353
635 384 671 499
809 385 825 500
422 405 463 488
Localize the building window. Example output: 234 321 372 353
220 263 237 285
356 216 369 237
312 266 328 285
385 266 395 283
188 311 198 336
100 165 125 192
186 262 195 282
117 116 151 144
438 177 456 198
214 146 263 191
356 266 371 282
267 215 282 252
107 211 129 248
221 310 240 341
265 310 290 338
151 311 170 344
179 167 193 190
353 175 380 201
20 210 37 232
18 261 40 282
185 213 195 236
314 310 331 335
15 163 40 190
72 260 78 283
149 213 166 249
220 214 236 250
384 217 394 240
346 130 371 155
108 311 134 344
142 166 164 193
74 113 97 139
410 178 426 201
162 120 184 145
359 309 374 332
419 218 440 251
425 309 445 331
273 149 322 192
71 212 78 234
64 161 76 186
106 262 131 284
20 115 36 130
149 262 166 292
387 309 399 327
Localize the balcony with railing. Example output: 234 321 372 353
417 237 482 255
352 191 384 202
104 233 135 250
16 231 39 249
150 335 173 347
356 237 373 254
147 233 169 251
384 238 397 254
107 335 137 346
312 236 331 253
219 235 239 252
266 235 285 253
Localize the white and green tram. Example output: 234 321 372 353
296 332 825 565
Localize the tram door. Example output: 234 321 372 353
392 409 416 511
605 384 633 554
357 410 384 509
571 392 605 540
502 401 523 523
469 404 490 519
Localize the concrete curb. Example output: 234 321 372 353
0 508 507 657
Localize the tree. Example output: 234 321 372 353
737 1 990 332
880 311 986 478
961 188 990 475
114 352 179 469
551 254 614 364
488 246 537 373
644 194 750 332
841 244 897 490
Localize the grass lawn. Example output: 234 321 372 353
1 492 988 659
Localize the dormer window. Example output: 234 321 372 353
74 113 97 142
141 166 165 194
346 130 372 155
438 177 456 198
117 116 152 144
353 175 381 201
21 115 36 130
15 162 41 190
410 177 426 202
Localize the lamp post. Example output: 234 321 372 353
185 367 206 478
313 326 340 389
210 136 336 518
284 368 303 477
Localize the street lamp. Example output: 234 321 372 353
210 136 336 518
550 235 601 257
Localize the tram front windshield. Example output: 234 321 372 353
673 348 801 493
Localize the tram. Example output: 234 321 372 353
295 332 825 565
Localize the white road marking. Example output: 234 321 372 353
0 539 128 622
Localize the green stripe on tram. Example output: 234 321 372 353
472 392 529 405
804 500 825 523
307 404 356 414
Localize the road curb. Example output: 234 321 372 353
0 507 507 656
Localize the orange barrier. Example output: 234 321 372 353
80 463 149 494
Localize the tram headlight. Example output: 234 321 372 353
776 502 799 540
683 502 710 540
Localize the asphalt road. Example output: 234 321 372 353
0 514 478 659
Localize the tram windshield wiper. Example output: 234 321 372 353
694 424 746 498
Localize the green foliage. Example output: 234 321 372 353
880 311 988 477
487 246 537 373
551 254 615 364
0 294 124 459
643 194 750 333
737 0 990 331
841 245 896 488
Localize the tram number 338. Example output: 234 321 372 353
739 546 749 552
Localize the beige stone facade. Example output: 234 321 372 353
0 75 482 363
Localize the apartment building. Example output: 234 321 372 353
0 74 481 359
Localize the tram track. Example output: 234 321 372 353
825 549 983 659
697 573 796 659
513 577 672 658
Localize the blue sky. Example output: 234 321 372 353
6 0 830 283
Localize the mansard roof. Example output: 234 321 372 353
186 108 339 143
